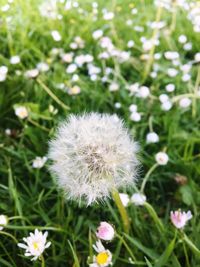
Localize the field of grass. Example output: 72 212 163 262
0 0 200 266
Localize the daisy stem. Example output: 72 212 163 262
142 5 162 82
37 78 70 111
41 255 45 267
140 163 158 193
112 189 130 234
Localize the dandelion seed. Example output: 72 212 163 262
18 229 51 261
48 113 139 205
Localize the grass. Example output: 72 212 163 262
0 0 200 266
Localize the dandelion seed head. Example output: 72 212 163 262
48 113 139 205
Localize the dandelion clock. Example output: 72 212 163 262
48 113 139 232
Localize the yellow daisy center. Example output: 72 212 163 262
96 252 109 265
33 242 39 250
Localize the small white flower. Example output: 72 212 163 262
48 113 139 205
18 229 51 261
129 104 137 113
96 222 115 241
103 12 114 20
5 128 11 136
109 82 119 92
179 97 191 108
0 66 8 82
182 73 191 82
51 30 62 41
165 84 175 92
159 94 169 103
130 112 141 122
90 240 112 267
93 29 103 40
164 51 179 60
167 68 178 77
137 86 150 98
119 193 130 207
183 43 192 51
15 106 28 119
155 152 169 165
170 210 192 229
10 55 20 65
194 52 200 62
131 193 146 206
127 40 135 48
161 100 173 111
178 35 187 44
32 156 47 169
66 63 77 74
146 132 159 144
25 69 39 78
0 215 8 230
36 62 49 72
68 85 81 95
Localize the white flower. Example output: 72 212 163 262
155 152 169 165
51 30 62 41
194 52 200 62
10 55 20 65
137 86 150 98
103 12 114 20
36 62 49 72
119 193 130 207
127 40 134 48
0 215 8 230
48 113 139 205
129 104 137 113
114 102 121 109
131 193 146 206
130 112 141 122
90 240 112 267
93 29 103 40
178 35 187 44
165 84 175 92
167 68 178 77
183 43 192 51
39 0 57 19
18 229 51 261
96 222 115 241
68 85 81 95
170 210 192 229
182 73 191 82
15 106 28 119
179 97 191 108
25 69 39 78
146 132 159 144
32 156 47 169
161 100 173 111
109 82 119 92
164 51 179 60
159 94 169 103
66 63 77 74
0 66 8 82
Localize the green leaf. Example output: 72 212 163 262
184 234 200 257
68 240 80 267
179 185 193 206
145 257 154 267
124 234 159 260
154 238 176 267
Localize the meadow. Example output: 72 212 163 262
0 0 200 266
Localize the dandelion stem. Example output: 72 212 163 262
37 78 70 111
192 66 200 117
112 189 130 234
140 163 158 193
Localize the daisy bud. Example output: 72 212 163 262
0 215 8 230
131 193 146 206
96 222 115 241
146 132 159 144
155 152 169 165
170 210 192 229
